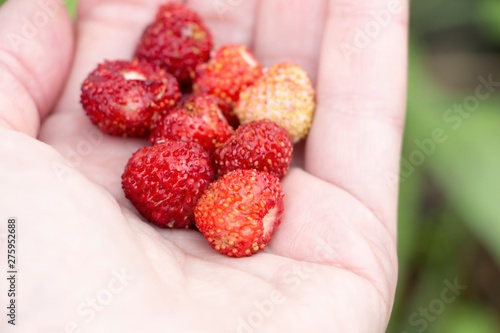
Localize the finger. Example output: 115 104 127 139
252 0 328 81
272 169 397 307
0 0 74 136
186 0 258 48
306 0 409 235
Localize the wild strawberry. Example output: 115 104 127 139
135 2 213 86
193 44 262 127
80 59 181 137
195 169 284 257
150 95 233 155
122 140 214 229
214 120 293 179
235 63 316 143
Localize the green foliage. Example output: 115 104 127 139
390 0 500 331
432 303 499 333
406 42 500 262
477 0 500 43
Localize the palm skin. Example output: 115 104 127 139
0 0 408 332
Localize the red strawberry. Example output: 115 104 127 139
135 2 213 86
235 63 316 143
80 59 181 137
194 44 262 127
214 120 293 179
122 140 214 228
150 95 234 155
195 169 284 257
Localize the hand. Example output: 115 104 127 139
0 0 408 332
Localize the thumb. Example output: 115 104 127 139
0 0 74 136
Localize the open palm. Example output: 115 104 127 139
0 0 408 332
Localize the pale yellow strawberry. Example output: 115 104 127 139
235 63 315 143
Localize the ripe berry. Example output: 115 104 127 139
80 59 181 137
235 63 316 143
122 140 214 229
150 95 233 155
195 169 284 257
193 44 262 127
214 120 293 179
135 2 213 86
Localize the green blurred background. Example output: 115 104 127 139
1 0 499 331
391 0 500 332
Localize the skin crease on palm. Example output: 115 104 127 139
0 0 408 332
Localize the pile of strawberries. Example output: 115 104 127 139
80 3 315 257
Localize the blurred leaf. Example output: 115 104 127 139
387 138 425 332
424 108 500 263
424 209 469 268
430 302 499 333
477 0 500 43
411 0 477 34
397 141 425 280
389 205 469 333
407 42 500 263
389 35 500 332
